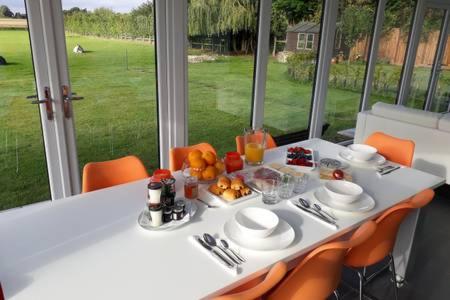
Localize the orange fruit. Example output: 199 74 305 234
190 169 203 180
202 166 217 181
188 149 202 163
190 157 206 170
214 160 225 174
202 151 216 165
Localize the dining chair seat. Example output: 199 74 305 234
82 155 149 193
364 132 415 167
214 261 288 300
344 189 435 300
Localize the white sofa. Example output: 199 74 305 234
355 102 450 184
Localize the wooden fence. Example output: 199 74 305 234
352 28 450 67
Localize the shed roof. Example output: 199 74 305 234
287 22 320 34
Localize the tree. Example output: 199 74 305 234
131 1 153 17
337 1 374 50
272 0 319 25
0 5 14 18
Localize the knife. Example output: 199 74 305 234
380 166 400 175
294 203 339 229
195 236 235 269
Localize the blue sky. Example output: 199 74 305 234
2 0 147 14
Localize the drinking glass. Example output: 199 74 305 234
244 128 266 165
293 174 309 194
278 174 295 199
261 179 279 205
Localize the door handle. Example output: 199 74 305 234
28 87 53 121
62 85 84 118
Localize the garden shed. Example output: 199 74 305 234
285 22 320 52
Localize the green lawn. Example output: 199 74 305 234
1 29 447 210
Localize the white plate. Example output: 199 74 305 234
224 217 295 251
201 185 261 206
138 201 197 231
339 149 386 166
314 188 375 213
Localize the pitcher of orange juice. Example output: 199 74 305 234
244 128 266 165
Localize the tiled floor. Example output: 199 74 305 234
334 185 450 300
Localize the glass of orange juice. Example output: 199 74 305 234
244 128 266 165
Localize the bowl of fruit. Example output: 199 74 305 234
285 146 315 171
182 149 225 183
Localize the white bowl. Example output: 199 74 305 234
348 144 377 161
234 207 279 238
324 181 363 204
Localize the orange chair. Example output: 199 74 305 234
364 132 415 167
235 133 277 155
344 189 435 300
169 142 217 172
82 155 149 193
262 220 377 300
214 261 288 300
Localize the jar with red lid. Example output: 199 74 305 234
152 169 172 182
224 151 244 173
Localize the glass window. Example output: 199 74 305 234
323 0 377 143
430 32 450 113
306 34 314 50
263 1 323 141
187 1 259 156
405 7 445 109
0 2 51 210
369 0 416 107
62 2 159 175
297 33 306 49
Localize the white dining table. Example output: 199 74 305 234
0 139 444 300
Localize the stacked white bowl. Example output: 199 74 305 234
348 144 377 161
234 207 279 238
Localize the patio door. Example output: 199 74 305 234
0 0 77 211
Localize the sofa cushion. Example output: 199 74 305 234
371 102 440 129
438 113 450 133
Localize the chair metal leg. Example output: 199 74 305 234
333 289 341 300
389 253 399 300
357 270 365 300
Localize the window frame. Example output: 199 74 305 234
297 33 306 49
306 33 314 50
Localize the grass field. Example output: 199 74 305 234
0 29 446 210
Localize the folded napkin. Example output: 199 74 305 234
190 235 238 276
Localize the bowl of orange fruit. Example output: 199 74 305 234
182 149 225 183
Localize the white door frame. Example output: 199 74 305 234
155 0 188 169
25 0 75 199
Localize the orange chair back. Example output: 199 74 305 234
169 143 217 172
235 133 277 155
267 221 377 300
214 261 287 300
345 189 434 268
364 131 415 167
82 155 149 193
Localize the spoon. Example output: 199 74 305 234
220 239 246 263
299 198 334 223
203 233 241 264
313 203 337 221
